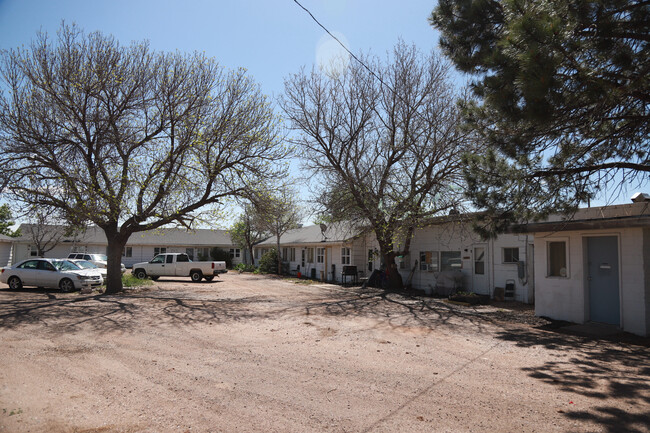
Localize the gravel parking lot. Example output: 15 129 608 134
1 272 649 433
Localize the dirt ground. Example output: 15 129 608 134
1 273 649 433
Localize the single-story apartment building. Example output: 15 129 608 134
11 225 244 268
516 200 650 337
255 218 534 301
396 217 534 302
254 223 369 283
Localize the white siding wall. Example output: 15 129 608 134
393 224 533 300
534 227 648 336
0 242 13 267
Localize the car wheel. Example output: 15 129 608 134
190 271 202 282
7 276 22 290
134 269 147 280
59 278 74 292
203 276 214 282
151 276 159 281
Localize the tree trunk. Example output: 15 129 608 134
104 231 128 294
276 237 282 275
382 251 404 291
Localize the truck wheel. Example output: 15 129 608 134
190 271 202 282
134 269 147 280
203 276 214 282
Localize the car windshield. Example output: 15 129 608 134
76 260 98 269
52 260 82 271
90 254 108 261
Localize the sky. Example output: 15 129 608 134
0 0 643 225
0 0 441 99
0 0 449 225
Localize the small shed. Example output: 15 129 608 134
518 200 650 337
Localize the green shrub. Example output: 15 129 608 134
258 248 279 274
233 263 256 272
209 247 233 268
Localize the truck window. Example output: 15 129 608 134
177 254 190 263
166 255 174 264
150 255 164 264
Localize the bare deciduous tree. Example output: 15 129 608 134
281 42 478 289
229 205 267 266
0 24 289 293
250 187 302 275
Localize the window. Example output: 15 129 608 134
229 248 241 259
150 255 164 264
474 247 485 275
503 247 519 263
419 251 439 272
154 247 167 256
282 247 289 261
368 249 374 272
165 255 174 264
185 248 194 261
341 247 351 265
177 254 190 262
28 245 38 257
307 248 314 263
290 248 296 262
317 248 325 263
18 260 39 269
548 241 567 277
255 249 259 259
122 247 133 258
441 251 461 271
196 247 210 261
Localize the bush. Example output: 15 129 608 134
209 247 233 268
233 263 256 272
258 248 279 274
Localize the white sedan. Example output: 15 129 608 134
0 258 103 292
67 259 108 279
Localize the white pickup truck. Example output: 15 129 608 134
132 253 227 282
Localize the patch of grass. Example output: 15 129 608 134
123 273 154 288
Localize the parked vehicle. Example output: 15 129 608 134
67 253 108 268
67 253 126 273
1 258 103 291
132 253 227 282
67 259 108 278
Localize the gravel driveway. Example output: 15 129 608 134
1 273 648 433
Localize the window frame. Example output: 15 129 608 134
547 239 569 278
316 247 325 263
502 247 520 264
341 247 351 265
440 251 462 272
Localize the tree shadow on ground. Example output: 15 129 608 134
0 283 518 337
495 327 650 433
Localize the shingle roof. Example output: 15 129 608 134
513 202 650 232
257 222 360 246
15 225 233 246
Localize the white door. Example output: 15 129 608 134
472 245 489 294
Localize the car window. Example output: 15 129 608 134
77 260 97 269
166 255 174 264
18 260 40 269
177 254 190 263
38 261 57 271
150 255 164 264
54 260 82 271
91 254 108 261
